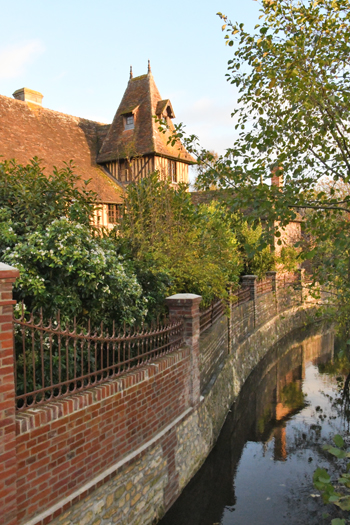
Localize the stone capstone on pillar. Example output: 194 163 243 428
241 275 258 301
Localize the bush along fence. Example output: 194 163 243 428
0 262 308 525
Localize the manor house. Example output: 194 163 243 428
0 62 195 227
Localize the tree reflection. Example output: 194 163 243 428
160 324 338 525
318 348 350 431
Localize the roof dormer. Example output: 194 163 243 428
120 105 139 131
97 64 195 165
156 99 175 119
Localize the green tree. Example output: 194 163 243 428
236 220 275 278
118 173 243 306
0 157 97 235
163 0 350 325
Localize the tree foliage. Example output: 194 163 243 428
0 157 97 233
160 0 350 326
117 174 243 306
0 159 147 327
235 219 275 278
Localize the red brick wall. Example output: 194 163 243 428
15 348 191 524
0 265 20 525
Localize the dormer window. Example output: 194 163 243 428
124 114 134 130
155 99 176 120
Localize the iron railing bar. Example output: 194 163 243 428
15 333 184 404
14 320 180 342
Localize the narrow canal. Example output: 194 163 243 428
159 323 350 525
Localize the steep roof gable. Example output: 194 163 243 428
97 65 195 164
0 94 123 203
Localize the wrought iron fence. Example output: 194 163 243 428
231 286 251 306
200 299 225 334
14 309 184 411
277 273 299 288
199 272 300 335
256 277 273 295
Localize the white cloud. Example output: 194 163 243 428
0 40 45 80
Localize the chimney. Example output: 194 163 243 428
12 88 43 106
271 166 283 189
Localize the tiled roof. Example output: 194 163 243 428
97 72 195 164
0 94 123 203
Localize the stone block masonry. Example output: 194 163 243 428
0 268 321 525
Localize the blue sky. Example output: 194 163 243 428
1 0 261 155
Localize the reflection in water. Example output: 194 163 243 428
159 324 350 525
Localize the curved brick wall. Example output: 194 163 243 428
0 267 321 525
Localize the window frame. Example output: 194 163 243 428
124 113 134 130
108 204 123 224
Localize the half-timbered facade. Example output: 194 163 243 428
0 65 195 228
97 62 195 186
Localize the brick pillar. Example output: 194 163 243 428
165 293 202 406
266 271 277 293
241 275 257 328
297 268 305 303
227 283 234 355
0 263 19 525
266 271 278 315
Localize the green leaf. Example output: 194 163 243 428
338 478 348 484
333 435 345 448
328 447 346 459
314 468 330 482
331 519 346 525
319 476 331 484
314 481 327 490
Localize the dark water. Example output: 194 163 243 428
160 324 350 525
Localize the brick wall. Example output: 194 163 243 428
15 348 191 524
0 263 19 525
230 300 255 346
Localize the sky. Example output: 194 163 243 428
1 0 261 158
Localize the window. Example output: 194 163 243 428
168 160 177 183
124 114 134 130
108 204 123 224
